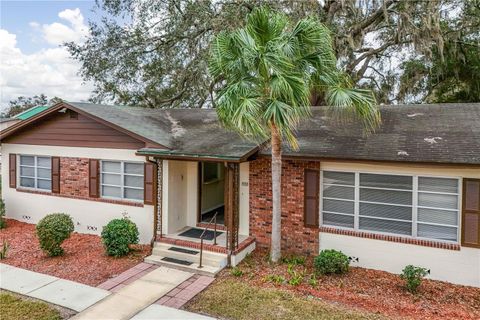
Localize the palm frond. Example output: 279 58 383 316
208 6 380 148
325 85 380 132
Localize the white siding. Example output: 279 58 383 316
319 161 480 287
320 233 480 287
1 144 155 244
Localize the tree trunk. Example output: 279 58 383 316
270 124 282 263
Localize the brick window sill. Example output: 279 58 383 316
16 188 144 207
319 226 461 251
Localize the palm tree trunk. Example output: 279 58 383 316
270 124 282 263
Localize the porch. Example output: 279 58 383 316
144 158 254 276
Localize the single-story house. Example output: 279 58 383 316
1 101 479 286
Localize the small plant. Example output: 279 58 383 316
401 265 429 294
101 218 139 257
286 263 305 286
0 199 6 229
0 240 9 259
314 249 349 275
308 274 318 287
281 255 305 266
230 267 243 277
288 271 303 286
264 274 285 284
36 213 74 257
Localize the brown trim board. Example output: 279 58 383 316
1 102 166 149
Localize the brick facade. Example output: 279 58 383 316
60 157 89 197
249 157 320 255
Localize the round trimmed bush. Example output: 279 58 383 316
101 218 139 257
36 213 74 257
314 249 349 275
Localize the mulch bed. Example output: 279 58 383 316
224 249 480 320
0 219 151 286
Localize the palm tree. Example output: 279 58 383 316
209 7 380 262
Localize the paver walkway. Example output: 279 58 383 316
73 266 193 320
97 262 215 309
0 263 110 312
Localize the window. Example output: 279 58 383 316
18 155 52 191
100 161 144 201
321 171 460 242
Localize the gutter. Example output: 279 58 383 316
136 149 246 163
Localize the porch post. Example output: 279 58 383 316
156 159 163 238
225 162 240 267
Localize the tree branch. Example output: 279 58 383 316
350 0 399 38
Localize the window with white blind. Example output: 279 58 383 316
18 155 52 191
321 171 460 242
100 161 144 201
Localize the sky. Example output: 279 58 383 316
0 0 99 111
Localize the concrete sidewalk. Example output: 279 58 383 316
0 263 110 312
131 304 215 319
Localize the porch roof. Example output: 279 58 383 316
67 102 260 161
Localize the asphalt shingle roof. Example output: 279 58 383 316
265 103 480 165
68 102 259 159
68 102 480 164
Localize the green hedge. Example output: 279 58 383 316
314 249 349 275
36 213 74 256
101 218 139 257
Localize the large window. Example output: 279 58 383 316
100 161 144 201
321 171 460 242
18 155 52 191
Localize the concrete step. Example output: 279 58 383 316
144 255 222 277
151 247 226 267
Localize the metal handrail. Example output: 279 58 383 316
198 211 218 269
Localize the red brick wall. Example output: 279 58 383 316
249 157 320 255
60 157 89 197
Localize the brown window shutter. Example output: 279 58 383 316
462 179 480 248
9 154 16 188
89 159 100 198
304 169 319 228
51 157 60 193
144 162 157 205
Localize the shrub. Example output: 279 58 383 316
36 213 74 257
0 240 9 259
0 199 6 229
401 265 429 293
314 249 349 275
230 267 243 277
101 218 139 257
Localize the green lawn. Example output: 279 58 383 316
185 279 385 320
0 293 62 320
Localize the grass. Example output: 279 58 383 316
0 292 62 320
185 279 385 320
